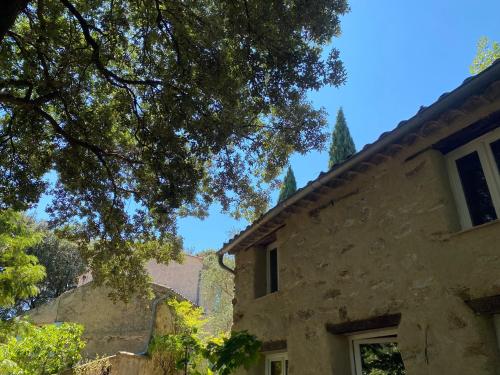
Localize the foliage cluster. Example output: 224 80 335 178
0 0 349 300
1 223 86 319
360 343 406 375
204 332 261 375
148 299 260 375
73 355 111 375
470 37 500 75
0 210 45 307
149 299 207 374
25 231 85 307
0 210 86 375
328 107 356 168
277 167 297 203
0 322 85 375
199 251 234 335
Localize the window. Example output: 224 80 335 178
266 243 279 294
348 329 406 375
494 314 500 351
265 353 288 375
254 242 279 298
447 127 500 228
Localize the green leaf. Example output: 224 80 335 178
0 0 349 300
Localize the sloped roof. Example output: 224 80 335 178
78 255 203 305
218 59 500 255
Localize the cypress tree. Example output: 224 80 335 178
278 166 297 203
328 107 356 168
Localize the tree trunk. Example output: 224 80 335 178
0 0 30 43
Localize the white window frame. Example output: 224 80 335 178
348 329 399 375
446 126 500 229
266 242 279 294
265 352 288 375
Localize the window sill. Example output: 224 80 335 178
449 218 500 239
255 290 281 301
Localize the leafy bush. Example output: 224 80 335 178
204 331 261 375
149 298 261 375
148 299 206 374
0 322 85 375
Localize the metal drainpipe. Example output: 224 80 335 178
218 253 235 275
138 293 171 355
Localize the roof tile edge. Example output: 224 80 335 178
218 59 500 255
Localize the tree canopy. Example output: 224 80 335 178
0 210 85 375
26 231 86 307
0 211 45 308
1 226 86 319
199 251 234 335
0 0 349 298
328 107 355 168
277 166 297 203
470 37 500 75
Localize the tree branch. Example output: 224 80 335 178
59 0 163 88
154 0 182 66
0 92 141 166
0 92 57 106
0 0 30 44
35 107 121 213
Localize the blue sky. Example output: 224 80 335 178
177 0 500 252
32 0 500 253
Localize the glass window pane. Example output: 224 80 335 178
359 342 406 375
285 360 288 375
456 151 497 226
269 248 278 293
490 138 500 174
270 360 282 375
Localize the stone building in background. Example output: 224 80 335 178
29 282 181 358
29 254 204 369
218 61 500 375
78 255 204 306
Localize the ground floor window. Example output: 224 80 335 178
349 329 406 375
265 352 288 375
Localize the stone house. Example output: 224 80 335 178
30 255 204 360
218 61 500 375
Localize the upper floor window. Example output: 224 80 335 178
253 241 279 298
267 244 279 294
447 127 500 229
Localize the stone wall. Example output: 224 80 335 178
233 99 500 374
29 283 176 359
63 352 165 375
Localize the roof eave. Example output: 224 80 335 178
218 60 500 255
